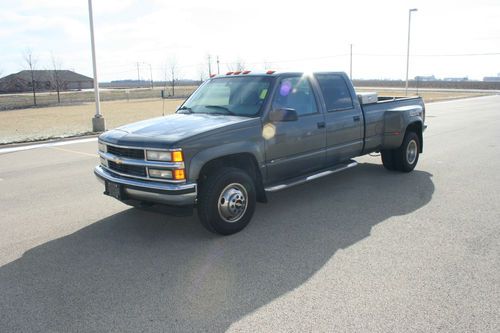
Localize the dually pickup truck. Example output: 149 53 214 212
95 71 426 235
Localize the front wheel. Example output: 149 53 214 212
197 167 256 235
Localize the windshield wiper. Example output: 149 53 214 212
204 105 236 115
177 106 193 114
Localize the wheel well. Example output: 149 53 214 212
198 153 267 203
406 122 423 153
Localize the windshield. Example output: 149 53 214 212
179 76 272 117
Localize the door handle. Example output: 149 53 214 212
317 121 326 129
353 116 361 122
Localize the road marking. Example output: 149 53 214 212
0 137 97 155
49 146 98 158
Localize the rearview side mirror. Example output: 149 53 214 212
269 108 298 122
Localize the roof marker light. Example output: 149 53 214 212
233 71 242 75
210 74 216 78
242 70 251 74
266 70 276 74
226 71 233 75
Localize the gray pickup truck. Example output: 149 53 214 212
95 71 426 235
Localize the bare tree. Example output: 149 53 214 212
24 48 38 106
50 53 66 103
227 57 246 72
167 57 178 96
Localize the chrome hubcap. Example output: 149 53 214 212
406 139 418 165
217 183 248 223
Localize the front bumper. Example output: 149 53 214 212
94 165 197 206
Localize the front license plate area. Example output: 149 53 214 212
105 181 122 200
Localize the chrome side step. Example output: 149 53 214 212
265 160 358 192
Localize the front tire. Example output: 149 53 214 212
197 167 256 235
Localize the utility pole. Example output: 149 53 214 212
150 63 153 89
143 62 153 89
405 8 418 96
87 0 105 132
349 44 353 80
217 55 220 74
136 62 140 87
171 67 175 96
208 55 212 77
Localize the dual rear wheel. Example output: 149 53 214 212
381 131 420 172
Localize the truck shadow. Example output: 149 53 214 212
0 163 434 332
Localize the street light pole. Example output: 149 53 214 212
405 8 418 96
349 44 353 80
88 0 105 132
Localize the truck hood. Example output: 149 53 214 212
99 113 255 148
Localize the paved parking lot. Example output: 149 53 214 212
1 96 499 332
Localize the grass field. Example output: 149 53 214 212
0 98 182 144
0 89 493 144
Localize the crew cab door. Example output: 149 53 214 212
264 75 326 183
314 73 363 164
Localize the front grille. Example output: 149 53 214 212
107 145 145 160
108 161 147 177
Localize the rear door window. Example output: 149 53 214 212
314 74 354 111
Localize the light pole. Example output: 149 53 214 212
405 8 418 96
88 0 105 132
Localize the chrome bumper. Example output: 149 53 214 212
94 165 197 206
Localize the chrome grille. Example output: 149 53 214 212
107 145 145 159
108 161 147 177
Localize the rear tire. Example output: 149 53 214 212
381 149 396 170
381 131 420 172
197 167 256 235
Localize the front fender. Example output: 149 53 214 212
188 141 265 182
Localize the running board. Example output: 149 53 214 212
264 160 358 192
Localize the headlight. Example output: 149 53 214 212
98 142 107 152
146 150 183 162
100 157 108 167
146 150 172 161
148 169 172 179
148 168 185 180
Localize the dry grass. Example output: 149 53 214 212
0 98 183 144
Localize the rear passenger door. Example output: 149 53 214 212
314 73 363 165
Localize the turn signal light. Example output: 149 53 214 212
173 169 185 180
171 151 183 162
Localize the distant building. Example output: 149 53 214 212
414 75 436 81
0 70 93 93
483 75 500 82
443 77 468 82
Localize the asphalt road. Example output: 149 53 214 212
1 96 499 332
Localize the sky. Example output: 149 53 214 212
1 0 499 82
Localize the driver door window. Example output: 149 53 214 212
272 77 318 116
